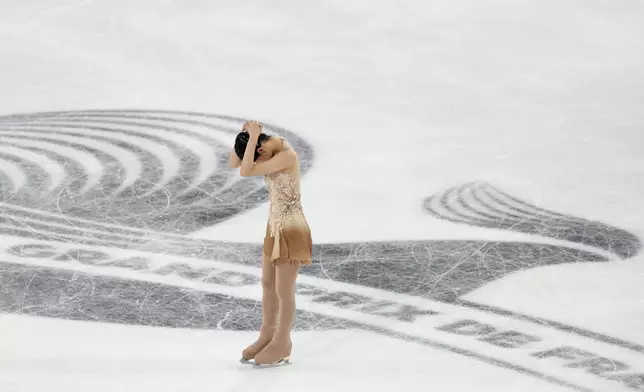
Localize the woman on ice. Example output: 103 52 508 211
229 120 312 367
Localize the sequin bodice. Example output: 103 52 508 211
265 165 304 236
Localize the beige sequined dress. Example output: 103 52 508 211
262 142 312 266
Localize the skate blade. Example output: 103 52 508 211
252 357 291 369
239 357 254 365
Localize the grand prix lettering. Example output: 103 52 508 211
3 238 643 391
8 243 259 287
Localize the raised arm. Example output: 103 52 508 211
239 149 295 177
238 122 295 177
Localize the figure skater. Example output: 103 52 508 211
228 120 312 367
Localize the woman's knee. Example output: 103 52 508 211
261 256 276 291
261 278 275 292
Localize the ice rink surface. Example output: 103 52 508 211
0 1 643 391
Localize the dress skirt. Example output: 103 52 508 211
263 217 312 266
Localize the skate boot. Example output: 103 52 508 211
252 340 292 368
240 328 276 364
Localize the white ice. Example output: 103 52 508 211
1 0 644 391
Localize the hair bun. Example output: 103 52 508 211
235 131 250 144
234 131 263 161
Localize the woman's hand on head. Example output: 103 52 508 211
243 121 262 138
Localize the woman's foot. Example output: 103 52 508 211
241 328 276 361
253 339 292 365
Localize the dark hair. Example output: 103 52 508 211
234 132 271 161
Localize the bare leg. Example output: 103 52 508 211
254 260 300 365
241 254 279 360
